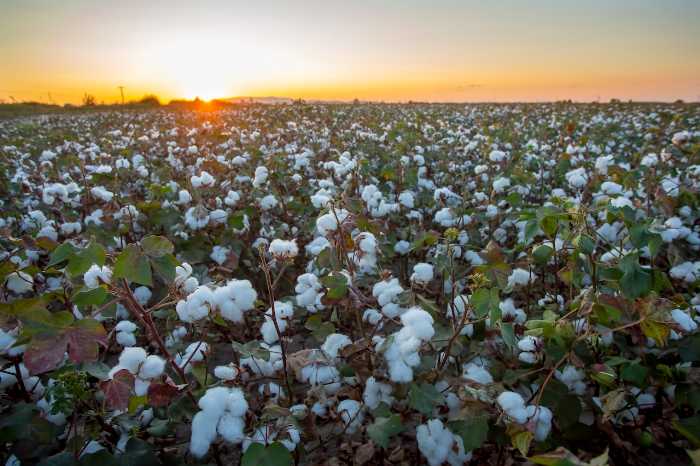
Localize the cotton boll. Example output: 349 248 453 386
116 331 136 347
217 412 245 443
138 355 165 379
508 268 534 288
268 239 299 259
337 399 364 434
190 410 219 457
117 347 148 373
671 309 697 333
214 365 239 381
416 419 469 466
411 263 434 284
5 271 33 294
463 362 493 385
394 240 411 255
363 376 394 409
321 333 352 359
83 265 112 289
497 391 526 417
295 273 325 313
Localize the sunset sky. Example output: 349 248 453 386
1 0 699 104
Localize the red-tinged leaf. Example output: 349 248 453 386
24 334 68 375
65 319 108 364
101 369 135 410
147 382 180 407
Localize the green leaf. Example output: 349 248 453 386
241 442 293 466
150 254 178 283
449 416 489 451
367 414 404 448
73 286 109 307
114 244 152 286
321 272 348 300
471 288 499 319
533 245 553 265
620 363 648 387
408 382 442 415
501 322 516 348
512 430 533 456
619 254 652 300
141 235 174 257
66 242 106 277
47 242 77 267
674 416 700 447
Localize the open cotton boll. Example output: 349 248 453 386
300 363 342 394
176 189 192 205
176 286 214 323
411 263 434 284
372 277 405 318
214 364 239 381
417 419 471 466
316 209 350 236
261 301 294 344
259 194 278 210
555 365 587 394
295 273 325 312
217 412 246 443
565 167 588 189
190 410 220 458
5 271 33 294
526 405 553 441
184 206 210 230
134 286 152 305
321 333 352 359
497 391 528 422
508 268 534 288
210 279 257 323
83 265 112 289
91 186 114 202
176 342 209 372
383 307 434 382
363 376 394 409
117 347 148 374
399 191 415 208
191 171 215 188
252 166 269 187
138 355 166 379
671 309 697 333
492 177 511 193
268 239 299 259
337 399 363 434
463 362 493 385
394 240 411 255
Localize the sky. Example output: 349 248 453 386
1 0 699 104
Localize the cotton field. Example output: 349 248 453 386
1 102 700 465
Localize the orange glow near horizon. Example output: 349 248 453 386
1 0 699 105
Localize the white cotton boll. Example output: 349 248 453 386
253 166 269 187
517 335 539 352
399 191 415 208
5 271 33 294
214 365 239 381
497 391 526 414
91 186 114 202
115 320 137 333
224 190 240 207
411 263 434 284
225 387 249 416
210 245 230 265
217 412 245 443
492 177 511 193
138 355 165 379
434 207 455 227
565 167 588 189
372 278 404 318
417 419 465 466
268 239 299 259
60 222 82 236
212 279 257 323
301 364 341 394
295 273 325 312
176 189 192 205
321 333 352 359
37 225 58 241
316 209 350 236
305 236 330 256
363 308 382 325
641 153 658 167
116 331 136 347
259 194 278 210
363 376 394 409
518 351 538 364
463 363 493 385
199 386 231 414
400 307 435 340
134 286 151 305
394 240 410 255
672 309 697 333
190 410 219 458
176 286 214 322
527 405 553 441
117 347 148 374
83 265 112 289
184 206 210 230
508 268 533 288
337 399 363 434
191 171 215 188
